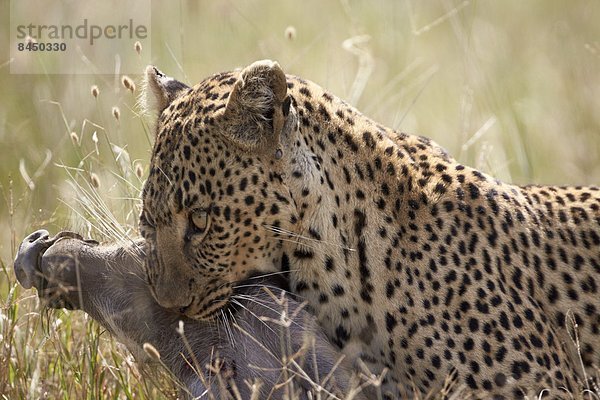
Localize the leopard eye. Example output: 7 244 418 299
190 209 210 235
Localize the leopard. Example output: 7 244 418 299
139 59 598 399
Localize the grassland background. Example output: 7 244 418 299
0 1 599 398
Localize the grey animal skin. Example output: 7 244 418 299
14 230 366 399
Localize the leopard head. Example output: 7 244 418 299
140 60 298 319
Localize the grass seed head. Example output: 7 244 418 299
134 41 142 55
122 76 136 93
142 343 161 361
91 85 99 98
285 26 297 40
70 131 79 145
90 173 100 188
112 106 121 121
135 162 144 179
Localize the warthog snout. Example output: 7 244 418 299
14 230 98 308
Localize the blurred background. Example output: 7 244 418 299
1 0 600 258
0 1 599 396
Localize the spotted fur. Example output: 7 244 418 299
140 60 600 399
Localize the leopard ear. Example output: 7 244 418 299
221 60 287 151
141 65 189 115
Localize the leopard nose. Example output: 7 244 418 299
14 229 50 289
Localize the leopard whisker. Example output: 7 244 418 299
229 299 277 335
232 294 303 329
234 269 296 282
220 309 236 347
227 308 239 343
232 283 300 299
266 235 323 253
263 224 356 252
228 270 295 291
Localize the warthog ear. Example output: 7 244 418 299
142 65 189 115
222 60 288 151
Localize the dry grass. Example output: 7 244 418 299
1 1 599 399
